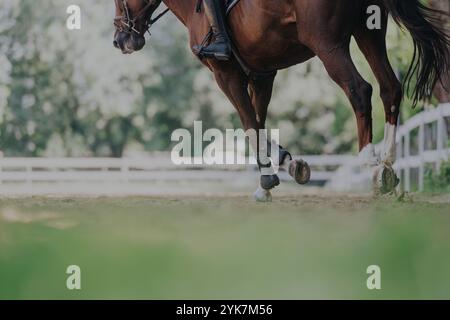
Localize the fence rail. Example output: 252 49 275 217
0 104 448 194
393 103 449 191
0 154 354 185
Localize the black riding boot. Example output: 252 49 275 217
196 0 231 60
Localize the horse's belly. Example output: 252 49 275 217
229 0 314 71
239 44 315 71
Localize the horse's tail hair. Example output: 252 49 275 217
383 0 450 106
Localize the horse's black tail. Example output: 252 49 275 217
383 0 450 105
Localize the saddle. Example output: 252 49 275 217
196 0 241 16
195 0 276 80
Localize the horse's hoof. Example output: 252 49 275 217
254 187 272 202
260 174 280 190
289 159 311 185
381 166 400 194
380 166 400 195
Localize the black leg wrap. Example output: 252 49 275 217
260 175 280 190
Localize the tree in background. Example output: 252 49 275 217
0 1 445 157
0 0 80 156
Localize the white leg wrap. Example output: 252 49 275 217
248 131 275 176
358 143 379 167
381 123 397 167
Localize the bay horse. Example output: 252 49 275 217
113 0 449 201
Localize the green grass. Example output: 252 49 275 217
0 194 450 299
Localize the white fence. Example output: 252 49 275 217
0 153 353 195
0 104 448 195
329 103 450 192
0 154 353 185
392 103 449 191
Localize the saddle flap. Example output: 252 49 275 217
196 0 241 15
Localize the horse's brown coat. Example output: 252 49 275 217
114 0 449 157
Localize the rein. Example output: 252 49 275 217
150 8 170 25
114 0 169 36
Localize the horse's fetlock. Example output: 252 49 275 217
381 82 402 113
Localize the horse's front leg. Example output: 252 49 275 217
248 75 279 200
252 130 280 202
212 64 279 202
248 77 311 190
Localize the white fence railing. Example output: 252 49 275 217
391 103 450 191
0 104 448 194
331 103 450 192
0 154 354 186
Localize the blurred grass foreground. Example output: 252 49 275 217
1 194 450 300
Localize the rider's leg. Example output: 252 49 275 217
198 0 231 61
248 74 311 185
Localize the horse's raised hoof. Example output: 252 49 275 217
260 174 280 190
254 187 272 202
380 166 400 195
289 159 311 185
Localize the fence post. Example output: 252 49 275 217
396 129 403 190
436 104 447 172
418 113 425 192
404 131 411 192
26 164 32 186
121 158 129 183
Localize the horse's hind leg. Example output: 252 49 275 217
211 64 279 202
314 44 377 165
354 12 402 194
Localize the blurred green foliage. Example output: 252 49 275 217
425 161 450 193
0 0 441 157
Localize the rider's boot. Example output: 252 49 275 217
195 0 231 61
